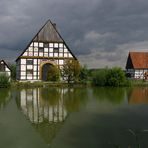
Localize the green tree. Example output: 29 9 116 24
0 73 10 88
47 65 60 82
79 65 89 83
106 67 127 87
92 67 130 87
62 59 81 83
9 64 16 80
92 68 108 86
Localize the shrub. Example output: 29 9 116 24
62 59 81 83
92 69 108 86
47 65 60 82
92 67 130 87
9 64 16 80
106 67 127 87
0 73 10 88
79 65 89 83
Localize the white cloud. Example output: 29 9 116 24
78 40 148 69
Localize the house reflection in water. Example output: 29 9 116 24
128 87 148 104
18 88 67 124
16 87 88 145
16 87 69 145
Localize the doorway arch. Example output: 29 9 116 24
40 61 57 81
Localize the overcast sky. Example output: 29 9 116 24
1 0 148 68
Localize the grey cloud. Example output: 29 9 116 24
0 0 148 68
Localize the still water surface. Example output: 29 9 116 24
0 87 148 148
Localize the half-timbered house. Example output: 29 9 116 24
0 60 11 77
126 52 148 79
16 20 77 81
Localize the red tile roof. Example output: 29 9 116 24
128 52 148 69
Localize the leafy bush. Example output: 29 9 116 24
0 73 10 88
92 69 108 86
9 64 16 80
79 65 89 83
62 59 81 83
47 66 60 82
106 67 128 87
92 67 130 87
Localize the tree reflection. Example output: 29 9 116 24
93 87 125 104
63 87 88 112
40 87 61 106
0 88 10 110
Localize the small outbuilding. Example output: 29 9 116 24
0 60 11 77
126 52 148 79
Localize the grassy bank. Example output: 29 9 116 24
2 79 148 89
10 81 91 89
129 79 148 86
0 74 10 88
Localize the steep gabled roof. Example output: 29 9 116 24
16 19 77 61
33 20 63 42
0 60 11 70
126 52 148 69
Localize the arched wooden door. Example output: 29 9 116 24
41 63 54 81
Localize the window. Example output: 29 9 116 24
59 48 63 52
54 43 58 48
44 43 49 48
59 43 63 48
54 48 59 53
34 42 38 47
39 43 43 47
39 47 44 52
29 52 33 56
49 48 53 52
49 43 54 48
26 60 33 65
27 69 33 75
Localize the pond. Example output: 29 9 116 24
0 87 148 148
